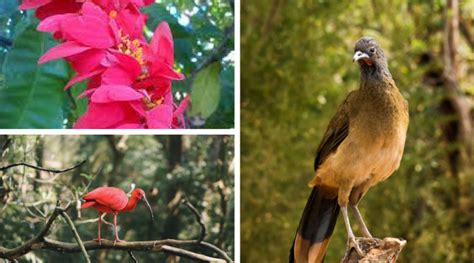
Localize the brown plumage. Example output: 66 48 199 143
290 37 409 263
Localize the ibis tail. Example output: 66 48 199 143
290 186 340 263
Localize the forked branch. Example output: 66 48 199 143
0 200 233 262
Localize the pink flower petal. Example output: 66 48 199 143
101 53 141 85
81 2 108 22
61 15 115 49
65 69 104 90
115 8 146 39
130 100 146 116
38 41 91 64
173 94 190 118
68 49 106 74
77 88 97 99
19 0 51 10
91 85 144 103
74 102 140 128
35 0 82 20
146 104 173 128
151 22 174 65
37 13 75 33
151 60 184 80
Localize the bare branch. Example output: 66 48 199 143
0 160 86 173
182 199 206 242
128 251 138 263
0 201 71 260
189 24 234 81
59 210 91 263
162 245 225 262
0 239 230 262
0 201 233 262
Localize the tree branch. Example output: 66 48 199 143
342 237 406 263
59 209 91 263
0 201 72 260
0 160 86 173
0 200 233 262
189 24 234 80
0 239 229 262
182 199 206 242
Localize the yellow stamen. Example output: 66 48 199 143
117 32 144 65
142 96 164 110
154 97 164 105
109 10 117 19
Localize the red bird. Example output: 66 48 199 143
81 187 154 243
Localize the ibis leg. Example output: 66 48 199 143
351 205 372 238
113 212 123 244
97 212 103 244
341 206 364 256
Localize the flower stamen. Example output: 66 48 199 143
109 10 117 19
117 31 144 65
142 96 164 110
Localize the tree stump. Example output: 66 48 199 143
342 237 406 263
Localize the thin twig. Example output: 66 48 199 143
161 245 225 262
182 199 206 242
128 251 138 263
59 210 91 263
189 24 234 81
0 160 86 173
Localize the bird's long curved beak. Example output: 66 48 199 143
353 51 369 62
142 195 154 223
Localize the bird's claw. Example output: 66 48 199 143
347 236 365 257
94 238 103 245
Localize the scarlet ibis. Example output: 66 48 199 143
81 187 154 244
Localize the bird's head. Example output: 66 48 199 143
132 188 154 223
352 37 390 77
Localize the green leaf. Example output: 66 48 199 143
0 25 69 128
189 62 221 118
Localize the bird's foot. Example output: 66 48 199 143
362 230 373 239
347 236 365 257
113 239 125 246
94 238 104 245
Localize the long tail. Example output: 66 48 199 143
289 186 339 263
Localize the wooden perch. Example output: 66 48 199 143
0 198 232 262
342 237 406 263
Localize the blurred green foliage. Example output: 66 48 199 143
0 0 234 128
242 0 474 262
0 135 234 262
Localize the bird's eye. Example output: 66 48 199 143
369 47 376 53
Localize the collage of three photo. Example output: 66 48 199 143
0 0 473 262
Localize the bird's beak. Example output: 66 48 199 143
353 51 370 62
142 195 154 223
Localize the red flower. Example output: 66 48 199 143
74 23 188 129
20 0 82 20
21 0 189 129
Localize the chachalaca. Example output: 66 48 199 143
289 37 409 263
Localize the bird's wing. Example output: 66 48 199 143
83 187 128 211
313 91 355 171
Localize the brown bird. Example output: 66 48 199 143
290 37 409 263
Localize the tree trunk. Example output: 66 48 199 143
441 0 472 175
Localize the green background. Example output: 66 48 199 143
242 0 474 262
